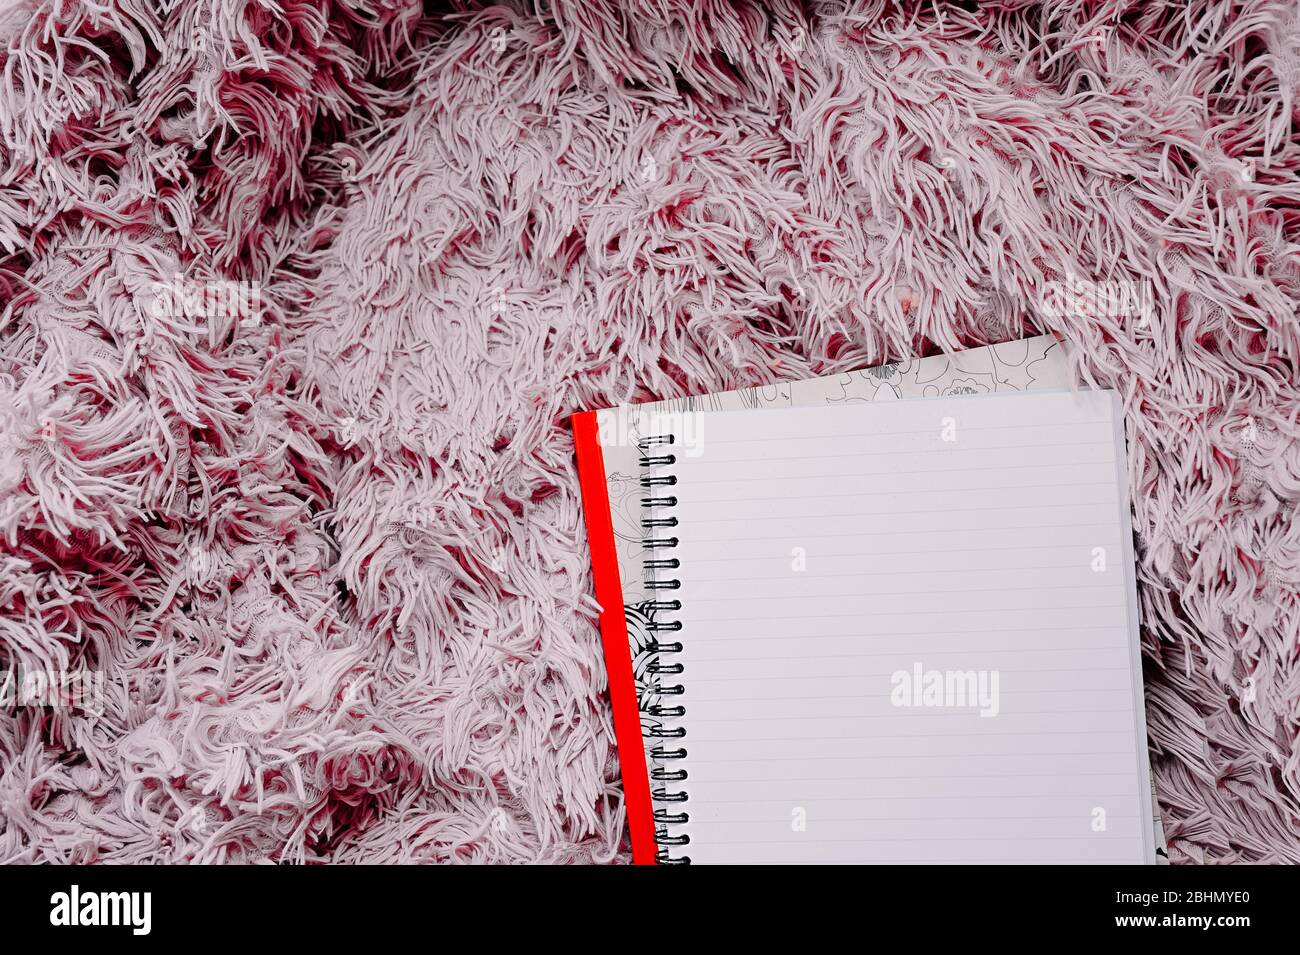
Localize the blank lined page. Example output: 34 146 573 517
653 389 1154 864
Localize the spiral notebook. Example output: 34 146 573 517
573 341 1162 865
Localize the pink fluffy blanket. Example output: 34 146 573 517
0 0 1297 864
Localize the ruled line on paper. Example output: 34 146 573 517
686 523 1121 542
686 670 1133 686
679 690 1136 705
666 417 1113 446
684 604 1128 622
683 708 1138 722
688 584 1124 603
688 730 1138 743
685 459 1118 484
686 542 1123 563
685 795 1141 804
698 439 1116 467
691 567 1116 582
692 645 1129 661
688 479 1118 505
687 625 1121 642
682 500 1120 525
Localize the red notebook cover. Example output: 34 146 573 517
571 410 658 864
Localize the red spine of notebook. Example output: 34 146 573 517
571 411 658 865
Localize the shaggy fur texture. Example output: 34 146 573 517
0 0 1297 863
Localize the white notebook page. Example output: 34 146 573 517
648 389 1155 864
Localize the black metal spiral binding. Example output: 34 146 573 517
639 433 689 864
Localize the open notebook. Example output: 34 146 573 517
573 341 1163 864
